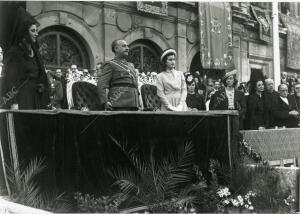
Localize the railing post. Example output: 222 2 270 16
227 115 232 169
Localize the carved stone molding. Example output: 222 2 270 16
117 13 132 32
104 8 116 25
137 2 168 16
187 25 197 43
162 22 174 39
83 5 99 27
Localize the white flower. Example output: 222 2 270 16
224 200 230 205
249 206 254 210
231 199 239 207
237 195 243 202
245 204 249 209
190 208 196 212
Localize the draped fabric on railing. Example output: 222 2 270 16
280 14 300 69
198 2 234 70
0 110 239 195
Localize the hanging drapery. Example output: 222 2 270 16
198 2 234 70
280 14 300 69
251 5 272 43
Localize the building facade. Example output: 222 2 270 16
26 1 300 83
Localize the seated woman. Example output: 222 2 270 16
246 80 267 130
209 69 246 129
156 49 187 111
185 74 205 111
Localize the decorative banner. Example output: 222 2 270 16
251 5 272 43
280 14 300 69
198 2 234 70
137 2 168 16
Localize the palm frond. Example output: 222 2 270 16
175 141 195 169
21 157 47 185
114 179 139 196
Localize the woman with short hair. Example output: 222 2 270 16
246 80 267 130
185 74 205 111
156 49 187 111
209 69 246 129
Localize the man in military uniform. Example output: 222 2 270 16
97 39 140 111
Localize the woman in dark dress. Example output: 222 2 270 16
1 7 49 109
246 80 267 130
185 74 205 111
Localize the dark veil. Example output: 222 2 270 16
0 2 27 53
0 3 49 108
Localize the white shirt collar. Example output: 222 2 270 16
280 96 289 105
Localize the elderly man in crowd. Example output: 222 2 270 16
271 84 298 128
97 39 140 111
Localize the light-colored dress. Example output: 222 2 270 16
156 69 187 111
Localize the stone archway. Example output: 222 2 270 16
123 27 170 53
35 11 99 69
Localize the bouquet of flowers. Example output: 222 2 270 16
138 72 158 85
217 187 256 213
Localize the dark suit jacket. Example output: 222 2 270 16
271 95 298 128
209 88 246 128
264 91 279 128
246 93 267 130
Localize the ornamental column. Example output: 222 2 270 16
272 2 281 89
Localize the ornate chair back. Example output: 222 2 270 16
72 81 102 110
141 84 161 111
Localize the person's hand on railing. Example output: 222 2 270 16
104 101 113 111
289 110 299 118
10 104 19 110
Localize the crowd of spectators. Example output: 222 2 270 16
46 64 98 109
183 71 300 130
45 61 300 131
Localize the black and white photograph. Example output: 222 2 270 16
0 1 299 213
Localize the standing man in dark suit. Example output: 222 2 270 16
97 39 140 111
292 82 300 127
293 82 300 110
272 84 298 128
263 78 279 128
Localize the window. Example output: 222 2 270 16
38 27 90 70
128 40 161 73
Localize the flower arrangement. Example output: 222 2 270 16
217 187 256 212
74 192 121 213
239 139 262 162
284 195 296 207
138 72 158 85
